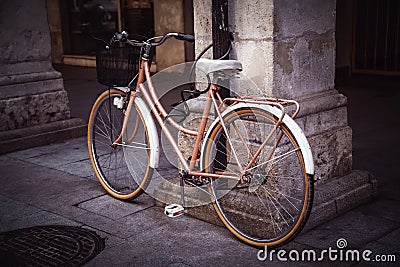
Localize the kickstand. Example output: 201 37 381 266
179 171 186 207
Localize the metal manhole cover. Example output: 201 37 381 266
0 225 105 266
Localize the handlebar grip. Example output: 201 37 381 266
175 33 195 43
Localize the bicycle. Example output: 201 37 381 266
88 31 315 247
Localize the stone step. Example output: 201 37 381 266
0 118 87 154
154 170 378 233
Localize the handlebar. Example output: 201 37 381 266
175 32 195 43
112 31 195 47
110 31 195 60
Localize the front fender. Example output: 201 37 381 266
134 97 160 168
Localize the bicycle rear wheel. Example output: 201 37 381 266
88 89 152 199
202 107 313 247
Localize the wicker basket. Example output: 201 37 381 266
96 44 141 87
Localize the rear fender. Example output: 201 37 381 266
200 103 314 175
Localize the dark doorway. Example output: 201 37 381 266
336 0 400 200
353 0 400 75
336 0 400 78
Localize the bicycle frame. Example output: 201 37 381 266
113 59 302 183
88 32 316 247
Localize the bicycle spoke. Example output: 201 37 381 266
231 122 254 159
246 148 300 172
255 192 283 233
88 90 152 199
206 107 312 246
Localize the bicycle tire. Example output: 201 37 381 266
202 107 313 247
88 89 153 199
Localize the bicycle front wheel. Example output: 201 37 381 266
202 107 313 247
88 89 153 200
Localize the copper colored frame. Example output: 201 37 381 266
113 59 301 183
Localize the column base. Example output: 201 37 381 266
0 69 86 154
0 118 87 154
154 170 378 231
0 70 71 131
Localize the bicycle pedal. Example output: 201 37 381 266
164 204 185 218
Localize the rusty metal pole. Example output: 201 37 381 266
212 0 230 98
212 0 230 60
212 0 230 175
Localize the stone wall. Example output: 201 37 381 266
153 0 186 70
193 0 352 182
46 0 64 64
0 85 70 131
0 0 70 132
272 0 352 181
179 0 377 228
273 0 336 98
0 0 84 154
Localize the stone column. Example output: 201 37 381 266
0 0 85 154
191 0 377 228
153 0 186 70
271 0 377 227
